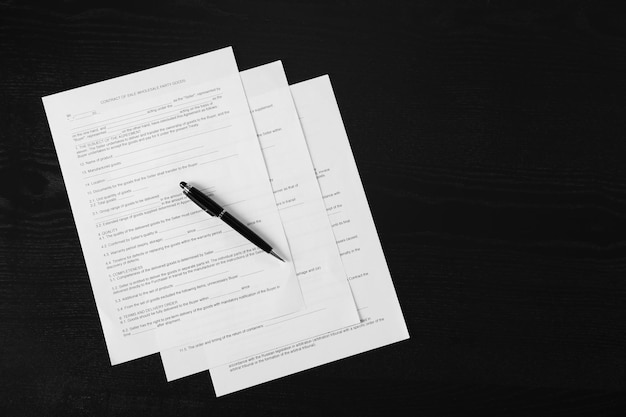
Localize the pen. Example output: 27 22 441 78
179 181 285 262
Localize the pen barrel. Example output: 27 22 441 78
220 212 273 253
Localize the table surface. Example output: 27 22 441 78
1 1 625 415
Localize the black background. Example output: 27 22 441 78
1 1 625 415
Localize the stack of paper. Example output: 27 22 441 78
42 47 409 396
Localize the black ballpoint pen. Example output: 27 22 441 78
179 182 285 262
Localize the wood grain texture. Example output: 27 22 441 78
1 0 625 415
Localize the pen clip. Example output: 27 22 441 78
181 182 223 216
184 189 217 216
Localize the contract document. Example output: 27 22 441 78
162 75 409 395
42 47 303 365
160 62 359 379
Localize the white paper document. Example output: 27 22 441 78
42 47 304 365
160 62 360 379
161 74 409 395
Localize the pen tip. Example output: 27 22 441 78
270 250 285 262
179 181 187 189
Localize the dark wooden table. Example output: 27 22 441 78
1 1 625 415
